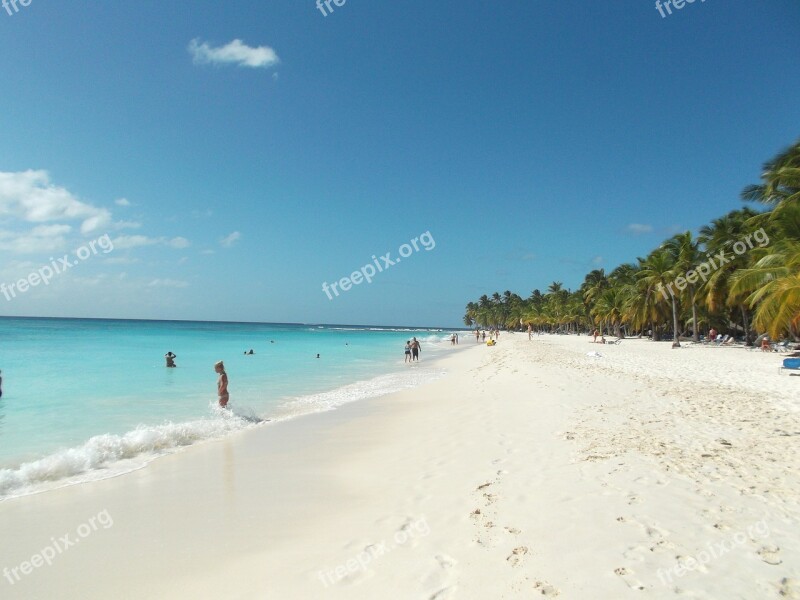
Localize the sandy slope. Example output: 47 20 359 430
0 333 798 599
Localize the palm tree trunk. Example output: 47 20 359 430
691 285 699 342
671 295 681 348
741 306 752 346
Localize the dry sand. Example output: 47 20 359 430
1 333 798 599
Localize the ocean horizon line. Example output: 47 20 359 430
0 314 463 330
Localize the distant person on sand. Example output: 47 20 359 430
165 352 177 368
215 361 229 408
451 334 456 345
410 337 421 361
481 331 486 342
528 324 532 340
455 333 459 345
475 330 480 343
761 336 771 352
404 341 412 363
592 329 599 343
708 328 717 342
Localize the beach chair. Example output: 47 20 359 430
780 358 800 374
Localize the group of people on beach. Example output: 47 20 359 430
474 329 499 342
404 337 422 363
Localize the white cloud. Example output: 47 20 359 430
592 256 603 265
0 225 72 254
104 256 139 265
115 198 131 207
188 38 280 69
201 249 216 255
220 231 241 247
626 223 653 235
111 235 160 250
147 278 189 289
0 170 112 234
168 236 191 249
111 235 191 250
114 220 141 230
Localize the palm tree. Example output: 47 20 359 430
635 250 678 343
663 232 702 341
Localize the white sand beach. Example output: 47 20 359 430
1 334 798 599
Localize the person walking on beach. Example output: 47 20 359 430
410 337 421 361
475 329 480 343
481 330 486 342
404 341 412 363
527 324 532 340
215 361 229 408
451 334 456 346
455 333 459 345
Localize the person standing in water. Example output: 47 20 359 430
165 351 177 368
215 361 229 408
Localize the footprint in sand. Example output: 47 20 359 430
776 577 800 599
422 554 458 596
505 526 521 535
506 546 529 567
533 580 561 596
758 545 783 565
476 482 492 491
614 567 645 590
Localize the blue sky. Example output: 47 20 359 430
0 0 798 327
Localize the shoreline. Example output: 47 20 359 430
1 334 797 598
0 340 460 502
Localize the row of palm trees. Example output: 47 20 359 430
463 138 800 345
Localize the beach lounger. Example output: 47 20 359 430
712 335 730 346
780 358 800 374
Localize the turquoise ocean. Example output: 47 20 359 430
0 317 465 500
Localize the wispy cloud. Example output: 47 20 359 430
0 225 72 254
626 223 653 235
111 235 191 250
188 38 279 69
168 236 190 249
114 220 141 230
220 231 241 247
111 235 160 250
115 198 131 207
147 278 189 289
0 170 110 234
